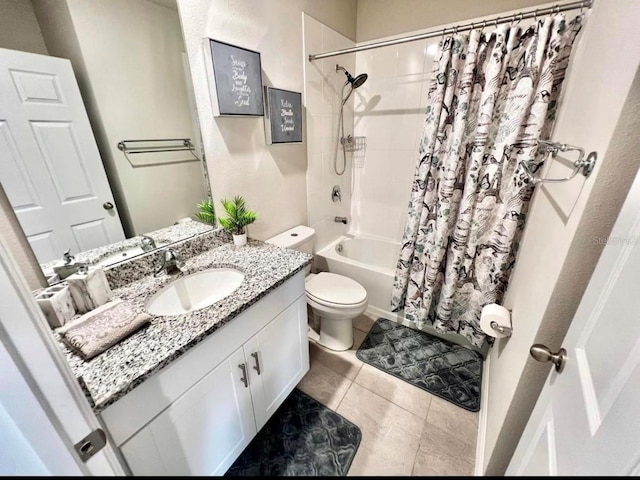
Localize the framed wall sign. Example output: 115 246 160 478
264 87 303 144
205 39 264 116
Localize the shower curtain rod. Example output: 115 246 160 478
308 0 592 61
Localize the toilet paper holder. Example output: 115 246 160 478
490 320 513 337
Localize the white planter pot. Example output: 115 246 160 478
233 233 247 246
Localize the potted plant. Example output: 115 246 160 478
218 195 258 246
194 199 216 226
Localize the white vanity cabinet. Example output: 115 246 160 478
100 272 309 476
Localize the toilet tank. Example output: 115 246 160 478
265 225 315 254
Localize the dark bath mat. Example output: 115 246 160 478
356 318 483 412
225 388 361 476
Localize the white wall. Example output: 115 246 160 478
484 0 640 473
356 0 551 42
0 0 48 55
177 0 357 241
303 14 354 251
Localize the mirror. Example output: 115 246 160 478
0 0 213 284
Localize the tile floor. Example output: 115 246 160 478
297 313 479 476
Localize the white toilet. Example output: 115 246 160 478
266 226 368 351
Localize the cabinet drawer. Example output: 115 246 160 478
102 271 305 446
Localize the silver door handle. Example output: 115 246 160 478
530 344 567 373
238 363 248 387
103 201 114 210
251 352 261 375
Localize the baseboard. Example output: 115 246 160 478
365 304 404 322
475 353 491 476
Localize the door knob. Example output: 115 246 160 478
103 201 114 210
530 344 567 373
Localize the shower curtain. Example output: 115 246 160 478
391 14 584 348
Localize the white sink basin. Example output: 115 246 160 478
146 268 244 316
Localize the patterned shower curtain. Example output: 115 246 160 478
391 15 584 348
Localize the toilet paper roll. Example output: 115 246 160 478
480 303 511 338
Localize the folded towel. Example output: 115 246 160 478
59 299 151 360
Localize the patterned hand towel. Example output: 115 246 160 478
59 299 151 360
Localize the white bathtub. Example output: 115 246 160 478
315 235 484 353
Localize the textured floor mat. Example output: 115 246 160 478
356 318 483 412
225 388 361 476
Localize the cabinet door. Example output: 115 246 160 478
120 347 256 476
246 296 309 430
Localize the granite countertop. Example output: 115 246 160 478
57 239 312 412
41 219 214 274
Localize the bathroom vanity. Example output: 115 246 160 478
55 232 312 475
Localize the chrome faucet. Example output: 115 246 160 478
154 248 185 276
140 235 157 252
53 249 87 280
334 216 348 225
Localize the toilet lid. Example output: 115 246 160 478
306 272 367 306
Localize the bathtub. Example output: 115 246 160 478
315 235 484 353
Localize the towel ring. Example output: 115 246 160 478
522 140 597 186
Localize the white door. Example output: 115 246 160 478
508 171 640 475
120 347 257 476
0 48 124 264
247 296 309 430
0 233 123 475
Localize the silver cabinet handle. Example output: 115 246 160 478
238 363 248 387
103 201 114 210
530 344 567 373
251 352 261 375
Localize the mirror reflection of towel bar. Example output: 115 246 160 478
117 139 202 164
521 140 597 186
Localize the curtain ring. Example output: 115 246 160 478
453 25 459 35
555 5 560 15
494 17 499 29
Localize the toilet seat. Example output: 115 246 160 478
305 272 367 307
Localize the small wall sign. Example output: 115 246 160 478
264 87 303 144
205 39 264 116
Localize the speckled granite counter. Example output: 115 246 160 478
56 238 312 412
41 219 214 275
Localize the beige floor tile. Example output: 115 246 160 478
338 383 423 476
309 329 365 380
353 364 433 419
412 422 475 476
297 360 351 410
353 313 376 333
425 396 479 447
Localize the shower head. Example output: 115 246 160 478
336 64 368 89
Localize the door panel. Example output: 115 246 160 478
0 48 124 263
509 165 640 475
248 297 309 430
30 121 95 203
513 405 557 476
9 69 64 104
121 347 256 476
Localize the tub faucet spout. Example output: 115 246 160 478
334 216 348 225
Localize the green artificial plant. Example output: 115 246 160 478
194 199 216 225
218 195 258 235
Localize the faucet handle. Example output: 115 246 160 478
62 249 74 265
